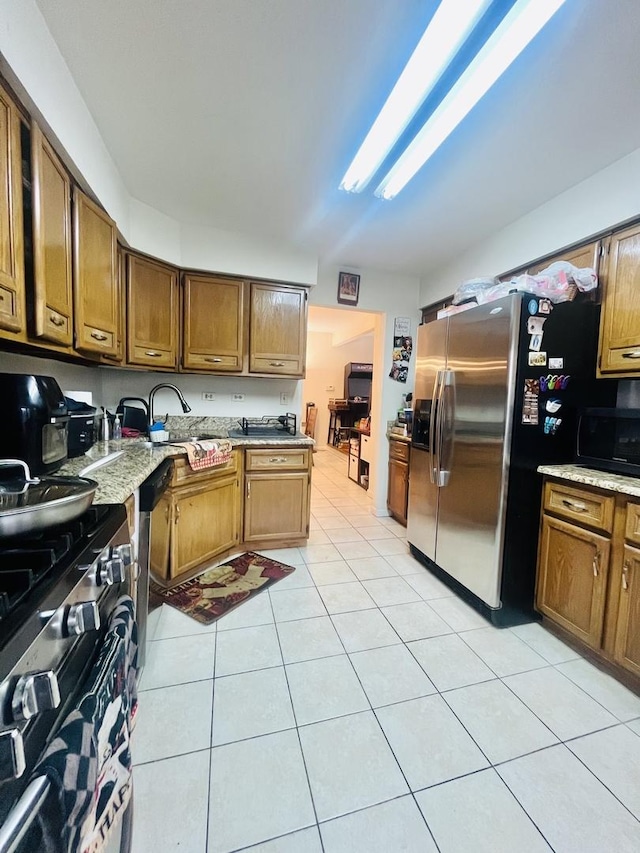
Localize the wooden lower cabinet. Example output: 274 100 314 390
150 455 241 583
537 477 640 688
537 515 610 649
387 439 410 525
243 447 311 544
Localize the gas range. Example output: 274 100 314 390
0 503 130 820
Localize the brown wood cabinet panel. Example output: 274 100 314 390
249 282 307 376
598 223 640 375
150 495 172 580
543 480 614 533
30 121 72 346
170 452 238 488
170 476 239 578
537 515 610 648
387 458 409 526
245 448 310 472
182 274 244 372
244 472 309 541
0 82 25 335
625 501 640 547
527 241 601 276
72 188 119 357
127 253 178 368
613 544 640 678
389 438 410 463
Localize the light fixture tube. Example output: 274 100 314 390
339 0 493 194
375 0 568 200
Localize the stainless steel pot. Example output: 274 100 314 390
0 459 98 537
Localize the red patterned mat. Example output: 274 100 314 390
150 551 296 625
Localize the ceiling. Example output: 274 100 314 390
35 0 640 279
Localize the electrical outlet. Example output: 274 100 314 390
232 393 245 402
201 392 216 401
325 384 335 392
280 392 289 406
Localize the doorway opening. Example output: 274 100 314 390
303 305 379 492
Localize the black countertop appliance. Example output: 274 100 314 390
344 362 373 405
0 373 68 474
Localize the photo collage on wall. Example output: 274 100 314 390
389 316 412 383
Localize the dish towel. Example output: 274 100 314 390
172 438 233 471
26 596 138 853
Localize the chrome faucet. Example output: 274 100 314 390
148 383 191 429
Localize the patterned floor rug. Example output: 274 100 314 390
150 551 296 625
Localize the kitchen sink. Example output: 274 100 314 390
166 432 228 443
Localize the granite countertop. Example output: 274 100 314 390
537 464 640 499
59 416 314 505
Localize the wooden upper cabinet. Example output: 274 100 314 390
527 240 601 276
182 274 244 372
30 121 72 346
536 514 610 649
127 253 178 369
249 282 307 376
72 187 119 357
0 82 25 335
598 223 640 376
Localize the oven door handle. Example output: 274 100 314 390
0 775 50 853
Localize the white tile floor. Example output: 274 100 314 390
133 447 640 853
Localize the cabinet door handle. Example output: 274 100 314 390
269 457 286 463
175 505 180 524
90 330 108 342
247 481 251 499
562 499 587 512
204 357 223 363
145 350 162 357
49 313 65 327
622 560 630 590
593 551 600 577
622 351 640 359
269 362 285 367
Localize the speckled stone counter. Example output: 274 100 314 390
58 417 314 505
537 464 640 499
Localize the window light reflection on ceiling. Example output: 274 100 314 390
339 0 493 194
374 0 568 199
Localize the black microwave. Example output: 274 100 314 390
576 408 640 477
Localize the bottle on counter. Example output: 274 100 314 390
112 413 122 440
101 408 110 442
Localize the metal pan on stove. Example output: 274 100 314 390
0 459 97 538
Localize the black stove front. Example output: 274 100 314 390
0 503 131 824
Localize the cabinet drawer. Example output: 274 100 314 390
625 502 640 546
131 344 175 368
360 434 371 463
543 481 615 533
170 451 238 487
250 356 302 376
77 324 116 354
245 448 310 471
389 439 410 463
183 352 241 371
42 308 71 343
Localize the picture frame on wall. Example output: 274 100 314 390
337 271 360 306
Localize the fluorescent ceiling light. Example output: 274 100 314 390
339 0 493 194
375 0 568 200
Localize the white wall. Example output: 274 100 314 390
422 145 640 303
303 331 374 445
0 351 104 403
0 0 317 285
310 264 421 514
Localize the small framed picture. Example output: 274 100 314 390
337 272 360 306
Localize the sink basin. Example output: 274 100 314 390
166 432 228 443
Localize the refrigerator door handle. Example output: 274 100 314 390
429 370 443 484
436 369 455 487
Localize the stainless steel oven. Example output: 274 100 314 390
0 504 133 852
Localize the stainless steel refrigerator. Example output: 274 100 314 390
407 292 616 626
